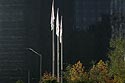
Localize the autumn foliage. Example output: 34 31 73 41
41 38 125 83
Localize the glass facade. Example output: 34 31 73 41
110 0 125 38
0 0 44 82
71 0 125 64
0 0 27 82
69 0 112 66
73 0 125 35
0 0 42 82
73 0 111 31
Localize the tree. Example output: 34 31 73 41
108 37 125 83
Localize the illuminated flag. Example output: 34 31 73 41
50 0 55 31
56 8 59 37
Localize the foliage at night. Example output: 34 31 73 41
107 38 125 83
40 72 57 83
40 38 125 83
89 60 109 83
64 61 88 83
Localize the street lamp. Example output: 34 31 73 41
27 48 42 80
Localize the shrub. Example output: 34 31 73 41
89 60 109 83
64 61 88 83
40 72 57 83
108 38 125 82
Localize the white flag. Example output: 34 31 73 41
50 0 55 31
56 8 59 37
60 16 63 43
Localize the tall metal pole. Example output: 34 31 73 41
57 36 60 82
60 16 63 83
51 0 55 77
52 27 55 77
40 54 42 79
60 35 63 83
56 8 60 82
27 48 42 80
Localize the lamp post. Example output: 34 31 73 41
27 48 42 80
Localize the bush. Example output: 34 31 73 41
64 61 88 83
108 38 125 82
89 60 109 83
40 72 57 83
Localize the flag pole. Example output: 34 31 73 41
56 8 60 82
50 0 55 77
57 33 60 82
52 25 55 77
60 16 63 83
60 32 63 83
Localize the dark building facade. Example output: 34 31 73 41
110 0 125 38
0 0 27 82
0 0 41 82
64 0 125 66
64 0 112 65
73 0 111 31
